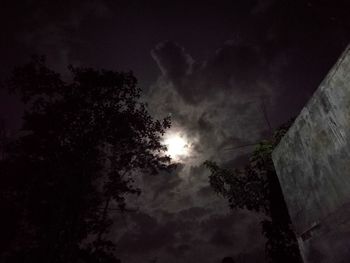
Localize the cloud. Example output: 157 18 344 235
147 41 277 174
151 41 194 80
112 40 282 262
150 40 272 104
117 212 177 254
114 208 265 263
137 32 349 262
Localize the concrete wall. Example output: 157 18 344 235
272 45 350 263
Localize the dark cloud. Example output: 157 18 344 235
114 208 265 263
201 212 265 249
197 185 216 198
177 207 209 220
142 3 350 256
203 42 265 90
132 37 287 263
150 40 269 105
147 41 273 172
117 212 177 254
145 167 184 202
151 41 194 82
210 230 234 247
169 243 191 256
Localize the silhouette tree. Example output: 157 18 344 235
0 56 172 263
204 119 302 263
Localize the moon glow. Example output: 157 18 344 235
164 133 190 160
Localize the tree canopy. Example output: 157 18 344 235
0 56 172 263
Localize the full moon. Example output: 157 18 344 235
163 133 190 160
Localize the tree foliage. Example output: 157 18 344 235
0 56 172 263
204 119 302 263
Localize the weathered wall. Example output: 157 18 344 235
272 45 350 263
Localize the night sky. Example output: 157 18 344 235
1 1 350 262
